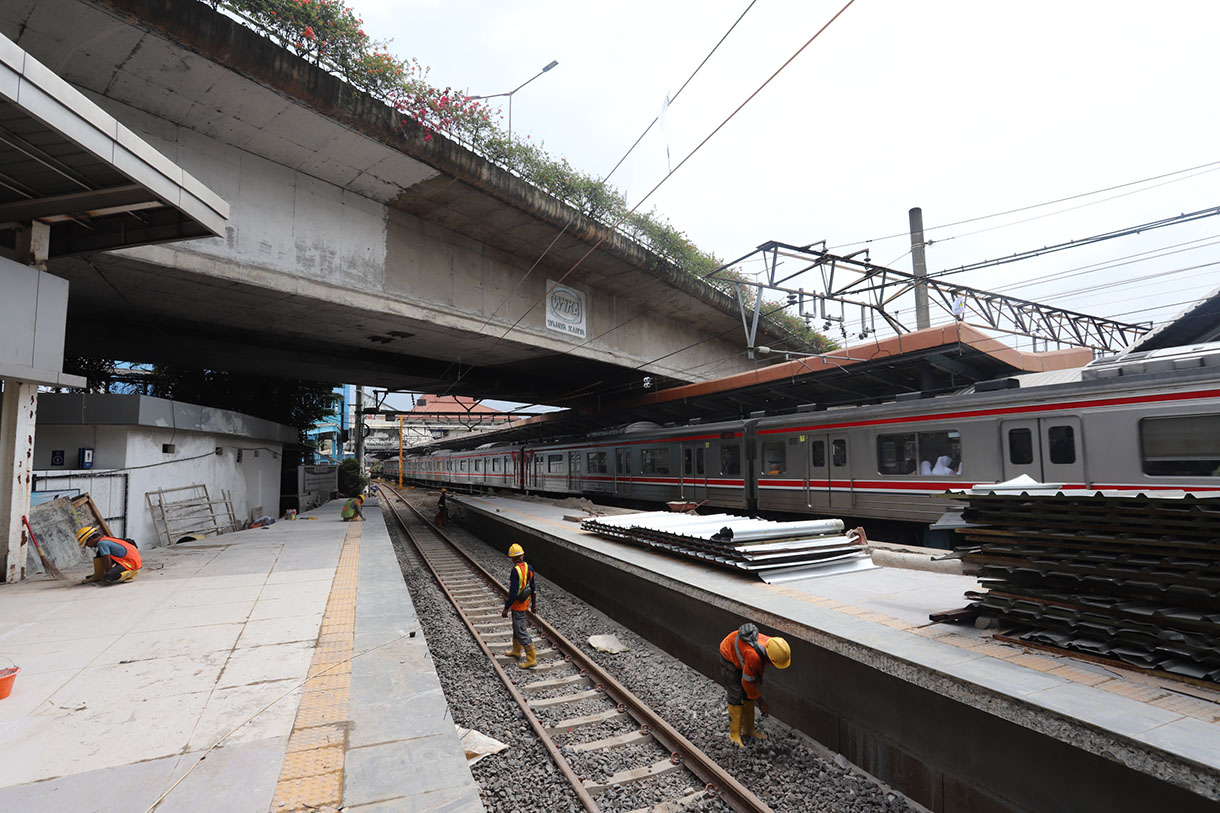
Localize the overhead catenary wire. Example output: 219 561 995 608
431 0 764 396
829 157 1220 250
434 0 859 401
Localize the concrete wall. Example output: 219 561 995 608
33 424 282 546
33 394 294 547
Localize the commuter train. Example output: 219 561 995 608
385 343 1220 537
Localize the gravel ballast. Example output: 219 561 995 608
386 490 922 813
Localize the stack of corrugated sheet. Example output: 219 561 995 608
955 486 1220 683
580 512 873 583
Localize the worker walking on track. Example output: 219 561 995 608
77 526 142 585
436 489 448 527
719 622 791 747
500 543 538 668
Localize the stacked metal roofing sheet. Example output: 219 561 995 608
954 486 1220 683
580 512 873 583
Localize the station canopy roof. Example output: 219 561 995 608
0 32 227 257
409 324 1095 453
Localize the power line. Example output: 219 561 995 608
932 205 1220 279
830 157 1220 250
440 0 859 400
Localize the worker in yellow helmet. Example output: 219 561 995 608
500 543 538 668
76 526 142 585
718 622 791 747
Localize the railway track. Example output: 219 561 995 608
379 483 775 813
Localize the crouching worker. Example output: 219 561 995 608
719 622 791 747
341 495 364 522
500 543 538 669
77 527 142 586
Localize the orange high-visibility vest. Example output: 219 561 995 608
100 536 142 571
719 630 773 700
509 562 534 611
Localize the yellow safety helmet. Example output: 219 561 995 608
355 495 365 503
76 526 99 546
765 637 792 669
507 543 524 558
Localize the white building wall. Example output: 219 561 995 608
33 425 283 548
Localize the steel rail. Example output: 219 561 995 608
379 483 774 813
378 488 602 812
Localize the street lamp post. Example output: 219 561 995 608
471 60 558 140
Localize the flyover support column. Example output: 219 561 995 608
3 220 51 581
0 382 37 582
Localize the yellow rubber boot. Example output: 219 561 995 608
742 701 767 741
728 704 744 748
81 558 105 584
519 645 537 669
503 640 523 658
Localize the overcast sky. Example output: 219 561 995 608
353 1 1220 407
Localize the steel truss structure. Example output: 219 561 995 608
710 241 1152 355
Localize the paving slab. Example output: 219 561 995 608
0 497 480 812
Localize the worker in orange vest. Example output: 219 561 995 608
719 622 791 747
500 543 538 668
77 526 142 585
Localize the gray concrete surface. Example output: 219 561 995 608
0 498 481 812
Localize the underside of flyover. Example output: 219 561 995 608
1 0 809 404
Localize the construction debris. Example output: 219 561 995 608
581 512 874 583
588 634 628 654
949 483 1220 684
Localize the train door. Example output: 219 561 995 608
681 442 708 502
807 434 831 511
568 451 581 491
1000 417 1085 485
615 447 632 495
828 433 853 511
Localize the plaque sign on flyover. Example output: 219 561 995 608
546 280 587 339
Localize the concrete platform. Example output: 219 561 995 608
0 498 482 813
453 493 1220 813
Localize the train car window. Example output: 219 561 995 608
641 448 670 474
492 457 500 473
460 459 468 472
721 445 741 476
762 442 786 475
1048 425 1076 465
547 454 563 473
879 431 961 475
683 448 693 476
587 451 608 473
1140 415 1220 476
1008 428 1034 465
697 447 705 475
617 448 632 475
571 453 582 473
811 440 825 468
877 433 917 475
832 439 847 467
474 459 482 472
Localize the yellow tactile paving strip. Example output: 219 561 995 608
270 522 361 812
767 582 1220 724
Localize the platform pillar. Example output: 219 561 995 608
1 381 37 582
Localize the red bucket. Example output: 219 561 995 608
0 666 19 700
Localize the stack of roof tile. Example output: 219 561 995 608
956 489 1220 683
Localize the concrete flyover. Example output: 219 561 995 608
1 0 804 403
